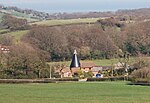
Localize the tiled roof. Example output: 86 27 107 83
81 61 96 68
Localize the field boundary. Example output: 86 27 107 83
0 78 79 83
0 77 131 84
128 82 150 86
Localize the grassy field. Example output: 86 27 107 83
32 18 100 26
0 29 10 34
0 13 4 22
2 30 29 43
12 11 39 22
48 57 137 67
0 82 149 103
0 10 39 22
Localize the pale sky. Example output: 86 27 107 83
0 0 150 13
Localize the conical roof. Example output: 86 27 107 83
70 50 80 68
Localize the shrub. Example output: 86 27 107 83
72 70 84 78
131 67 150 83
87 76 126 81
0 78 79 84
132 57 150 69
84 71 94 78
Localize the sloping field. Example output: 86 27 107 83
0 82 149 103
2 30 29 43
32 18 100 26
0 29 9 34
0 12 4 22
0 10 39 22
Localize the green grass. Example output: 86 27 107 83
0 10 39 22
11 11 30 18
48 57 137 67
32 18 100 26
3 30 29 43
0 82 149 103
93 57 137 66
11 11 39 22
0 29 10 34
0 12 4 22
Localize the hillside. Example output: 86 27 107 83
0 5 150 80
1 10 39 22
0 12 4 22
0 11 39 23
0 5 40 22
3 30 29 43
1 4 150 21
31 18 100 26
0 5 150 58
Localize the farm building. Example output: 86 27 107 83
53 50 130 78
81 61 96 72
66 50 113 78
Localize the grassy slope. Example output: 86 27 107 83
0 29 9 33
11 11 38 22
0 82 149 103
0 10 39 22
2 30 29 43
0 12 4 22
32 18 100 26
0 18 99 44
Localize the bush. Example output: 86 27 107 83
132 57 150 69
84 71 94 78
1 14 30 31
72 71 94 78
72 70 84 78
131 67 150 83
87 76 126 81
0 78 79 84
50 78 79 81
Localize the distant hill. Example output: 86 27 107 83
0 5 43 22
116 8 150 16
1 4 150 21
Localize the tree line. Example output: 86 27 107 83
0 15 150 78
24 19 150 61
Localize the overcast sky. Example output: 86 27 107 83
0 0 150 13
